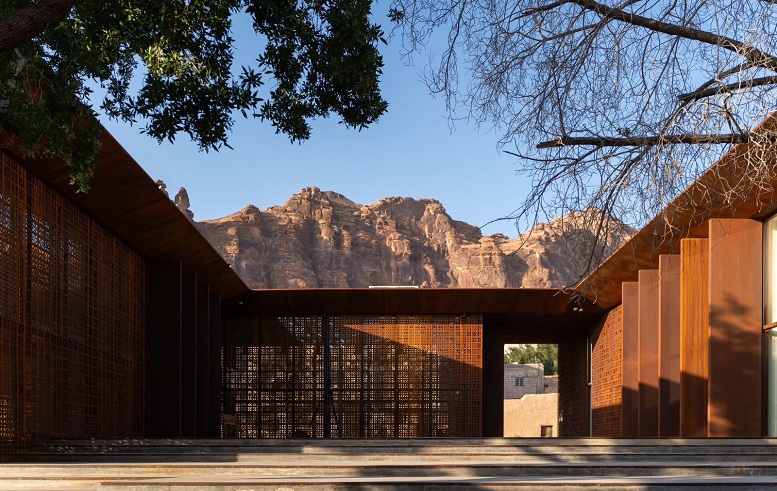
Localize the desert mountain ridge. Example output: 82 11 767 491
194 187 634 289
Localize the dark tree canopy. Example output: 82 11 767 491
0 0 388 190
391 0 777 274
504 344 558 375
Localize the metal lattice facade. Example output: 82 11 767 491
0 152 144 461
223 315 482 438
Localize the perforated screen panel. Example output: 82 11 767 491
223 315 482 438
0 152 144 461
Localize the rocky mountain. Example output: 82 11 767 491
195 187 633 289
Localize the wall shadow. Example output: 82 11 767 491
222 314 482 438
706 294 763 436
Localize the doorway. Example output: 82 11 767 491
503 344 559 437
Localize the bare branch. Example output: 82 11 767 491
0 0 76 53
678 75 777 102
518 0 567 18
393 0 777 282
537 133 759 148
566 0 777 72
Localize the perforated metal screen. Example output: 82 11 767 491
223 315 482 438
0 152 144 461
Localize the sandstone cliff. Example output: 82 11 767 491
195 187 633 289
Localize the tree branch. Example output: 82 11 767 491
0 0 76 53
537 133 756 148
678 75 777 102
518 0 567 19
565 0 777 73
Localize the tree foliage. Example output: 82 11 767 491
504 344 558 375
391 0 777 274
0 0 388 190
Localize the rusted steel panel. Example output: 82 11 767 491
621 282 640 437
708 219 763 436
7 129 248 299
181 272 197 438
0 151 144 461
222 315 482 438
659 255 681 437
145 260 183 438
195 283 212 438
244 288 603 318
638 270 660 437
558 332 589 437
591 306 623 437
482 324 504 437
207 294 222 437
680 238 709 437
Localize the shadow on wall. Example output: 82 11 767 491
221 314 483 439
617 293 762 438
592 403 624 438
706 294 762 437
558 332 588 437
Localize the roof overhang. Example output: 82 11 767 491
224 288 605 342
577 115 777 310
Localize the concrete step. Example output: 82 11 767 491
95 475 777 490
28 445 777 458
6 474 777 491
26 438 777 458
6 439 777 490
42 437 777 448
17 451 777 463
37 437 777 449
5 460 777 478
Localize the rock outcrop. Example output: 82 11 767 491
196 187 633 289
175 187 194 220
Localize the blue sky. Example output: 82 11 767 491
96 8 535 238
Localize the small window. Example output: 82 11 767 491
515 377 524 387
541 425 553 437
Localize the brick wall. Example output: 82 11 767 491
558 333 588 436
591 306 623 437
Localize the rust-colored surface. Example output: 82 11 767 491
558 332 589 436
621 282 640 437
708 219 763 436
638 270 660 437
482 324 504 437
591 306 623 437
1 129 247 299
680 238 709 437
239 288 602 317
0 152 144 462
222 315 482 438
658 255 681 437
578 116 777 310
234 288 603 345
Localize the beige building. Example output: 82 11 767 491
504 364 559 437
504 363 558 399
504 393 559 437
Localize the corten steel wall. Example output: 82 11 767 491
558 332 589 437
222 314 482 438
680 238 709 436
0 152 144 461
591 306 623 437
707 219 762 436
608 222 763 437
